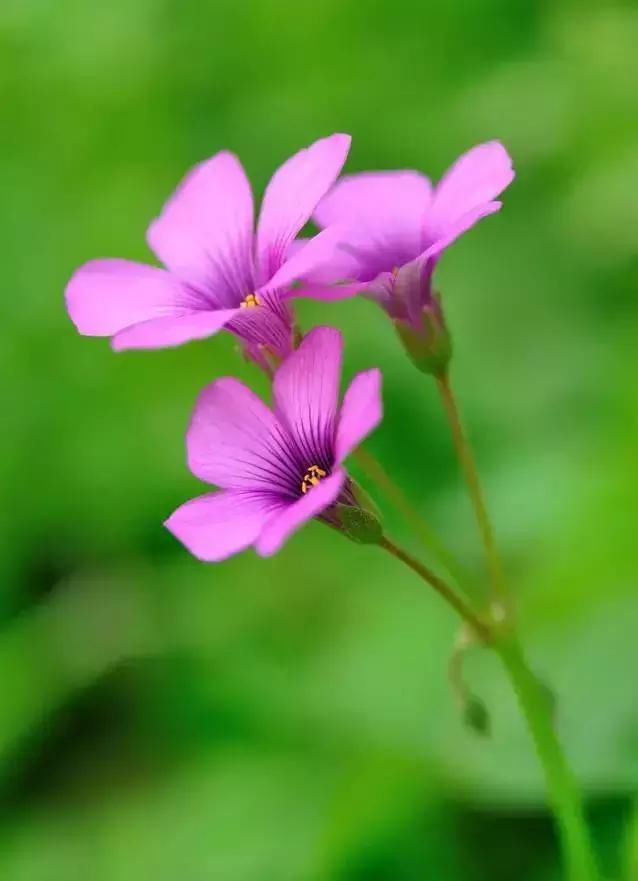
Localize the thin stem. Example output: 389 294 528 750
377 536 598 879
378 535 490 642
496 636 599 881
354 447 476 595
435 372 508 605
621 802 638 881
448 625 478 707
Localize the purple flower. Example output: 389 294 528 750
312 141 515 331
65 135 351 361
166 326 382 560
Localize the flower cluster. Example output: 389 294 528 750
66 135 513 561
65 139 612 880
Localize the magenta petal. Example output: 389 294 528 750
426 141 514 239
314 171 432 279
335 369 383 463
362 272 395 314
227 301 293 361
65 259 186 337
165 490 283 562
147 151 255 303
284 238 363 286
293 281 366 302
418 201 502 267
272 326 342 465
263 226 348 291
112 308 239 351
256 469 345 557
186 377 295 493
315 170 432 233
255 133 351 285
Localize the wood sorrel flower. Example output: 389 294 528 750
65 135 351 361
311 141 514 373
166 326 382 560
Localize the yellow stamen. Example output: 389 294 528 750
240 293 261 309
301 464 327 494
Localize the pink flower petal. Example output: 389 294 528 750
362 272 395 314
314 171 432 280
284 238 363 286
65 259 186 337
263 226 348 292
227 302 293 361
272 326 342 466
166 490 283 562
426 141 514 240
418 201 503 266
147 151 255 303
255 134 351 286
293 281 366 302
112 308 239 351
335 369 383 463
256 469 345 557
186 377 297 494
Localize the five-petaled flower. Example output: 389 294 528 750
165 326 382 560
65 134 351 366
312 141 515 356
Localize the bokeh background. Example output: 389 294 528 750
2 0 638 878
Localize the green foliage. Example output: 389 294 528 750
2 0 638 879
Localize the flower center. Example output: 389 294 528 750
240 293 261 309
301 464 327 494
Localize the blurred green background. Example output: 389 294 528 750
2 0 638 878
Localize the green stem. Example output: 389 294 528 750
621 802 638 881
379 531 598 880
435 372 508 606
354 447 480 599
496 636 599 881
378 535 490 642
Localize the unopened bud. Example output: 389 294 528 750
462 694 491 737
394 298 452 377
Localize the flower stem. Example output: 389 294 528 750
435 372 507 606
377 535 490 642
495 636 599 881
354 447 480 599
378 531 598 880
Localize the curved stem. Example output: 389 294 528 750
378 533 598 880
435 372 508 606
378 535 490 642
496 636 599 881
354 447 482 600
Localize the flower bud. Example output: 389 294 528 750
462 694 491 737
394 294 452 377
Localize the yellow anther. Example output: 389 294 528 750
301 464 327 494
240 293 261 309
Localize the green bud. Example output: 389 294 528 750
462 694 491 737
394 303 452 377
334 504 383 544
